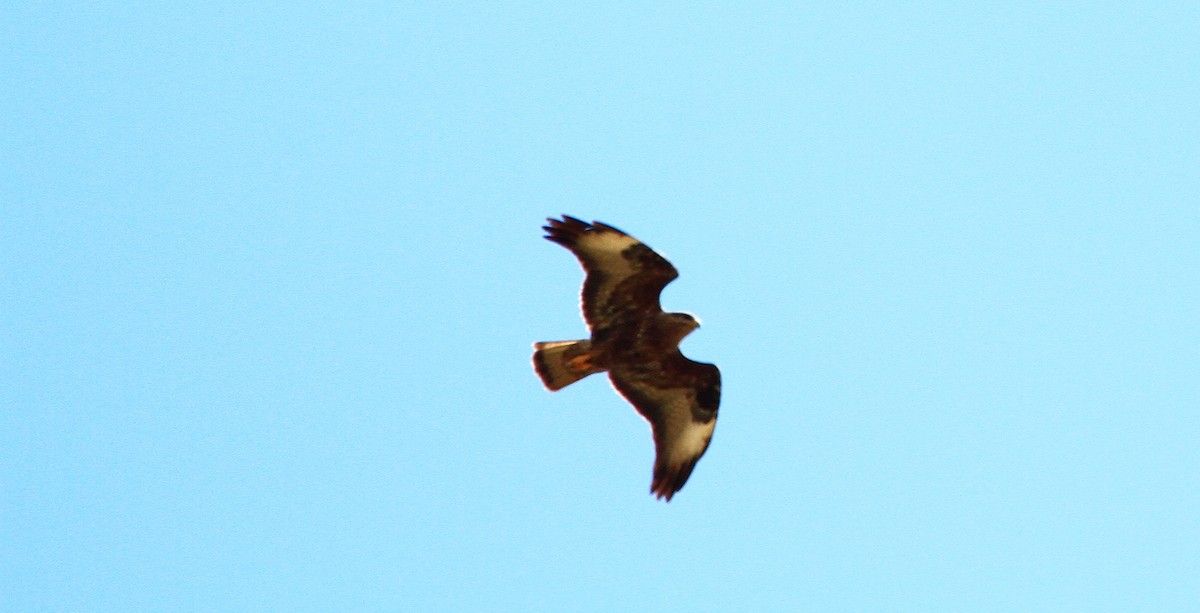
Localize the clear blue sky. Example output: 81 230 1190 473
3 2 1198 611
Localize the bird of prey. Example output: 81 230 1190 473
532 215 721 502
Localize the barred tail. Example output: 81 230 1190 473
532 340 602 391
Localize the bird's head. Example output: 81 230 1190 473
666 312 701 341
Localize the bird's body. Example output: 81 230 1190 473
532 216 721 502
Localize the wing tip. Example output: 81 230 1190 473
543 215 629 245
649 459 699 503
652 485 678 502
543 215 590 245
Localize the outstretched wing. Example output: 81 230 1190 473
609 355 722 501
543 215 678 331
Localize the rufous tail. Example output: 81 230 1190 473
532 340 603 390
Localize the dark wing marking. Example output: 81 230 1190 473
609 355 721 501
543 215 678 331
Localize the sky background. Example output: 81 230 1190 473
3 2 1198 611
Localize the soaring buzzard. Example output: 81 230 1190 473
532 215 721 502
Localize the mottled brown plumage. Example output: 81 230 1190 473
532 215 721 502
